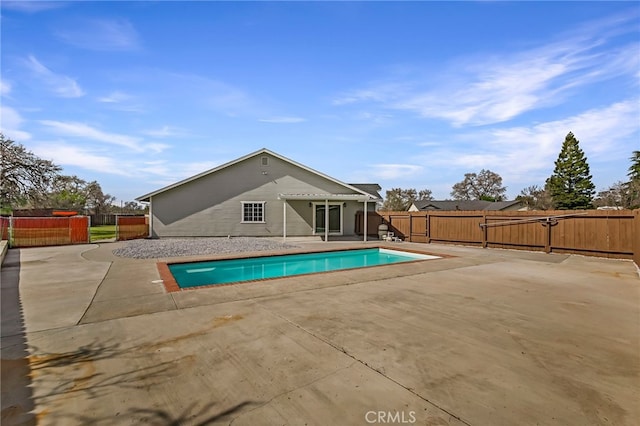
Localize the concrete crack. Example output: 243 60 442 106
259 304 473 426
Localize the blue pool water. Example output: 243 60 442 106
169 248 439 288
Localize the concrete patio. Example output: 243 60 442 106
1 240 639 425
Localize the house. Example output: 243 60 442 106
136 149 382 241
408 199 527 212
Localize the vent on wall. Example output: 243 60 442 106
261 156 269 166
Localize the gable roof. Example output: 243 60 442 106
136 148 382 202
412 199 524 211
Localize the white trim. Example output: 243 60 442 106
241 201 266 223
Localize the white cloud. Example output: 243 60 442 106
55 19 140 51
39 120 143 151
137 159 220 182
97 91 145 112
31 142 132 176
24 55 84 98
370 164 423 180
142 126 187 138
0 105 31 140
421 99 640 186
334 13 640 127
97 91 132 103
0 79 11 95
1 1 67 13
144 143 171 154
258 116 306 123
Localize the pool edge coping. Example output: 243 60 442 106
156 244 452 293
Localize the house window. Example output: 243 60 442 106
241 202 266 223
261 156 269 166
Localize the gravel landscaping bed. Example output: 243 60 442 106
112 237 299 259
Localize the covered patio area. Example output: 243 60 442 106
278 193 378 242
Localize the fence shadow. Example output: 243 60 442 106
1 248 36 426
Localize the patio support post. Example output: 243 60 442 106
363 200 368 242
283 201 287 242
148 196 153 238
325 199 329 242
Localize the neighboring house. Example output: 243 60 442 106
408 200 527 212
136 148 382 240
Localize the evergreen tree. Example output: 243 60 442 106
628 150 640 182
546 132 595 209
625 150 640 209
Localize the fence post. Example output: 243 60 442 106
87 215 91 243
9 216 13 248
426 213 431 243
544 220 552 253
409 213 413 242
115 214 119 241
482 214 488 248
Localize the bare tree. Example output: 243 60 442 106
516 185 552 210
381 187 433 211
0 133 61 210
450 169 507 201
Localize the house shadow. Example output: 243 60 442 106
1 248 36 426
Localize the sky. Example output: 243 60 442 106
1 1 639 205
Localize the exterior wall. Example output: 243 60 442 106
151 153 368 237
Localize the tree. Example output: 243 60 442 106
450 169 507 201
47 175 89 210
594 181 628 209
122 201 147 214
516 185 552 210
381 187 432 211
0 133 61 210
46 176 116 214
629 150 640 182
626 151 640 209
545 132 595 210
84 180 116 215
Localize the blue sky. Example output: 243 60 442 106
1 1 639 204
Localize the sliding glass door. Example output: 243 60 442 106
314 203 342 234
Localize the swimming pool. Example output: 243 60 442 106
167 248 440 289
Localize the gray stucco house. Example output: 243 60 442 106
136 148 382 241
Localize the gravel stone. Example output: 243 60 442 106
112 237 299 259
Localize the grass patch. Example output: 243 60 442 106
90 225 116 241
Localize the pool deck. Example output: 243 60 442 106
1 240 639 425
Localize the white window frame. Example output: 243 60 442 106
241 201 266 223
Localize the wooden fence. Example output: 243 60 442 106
91 213 117 226
1 216 90 248
356 210 640 260
116 216 148 241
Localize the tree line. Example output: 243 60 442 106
381 132 640 211
0 133 145 215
